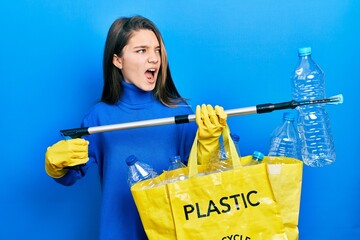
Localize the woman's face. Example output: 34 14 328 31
113 29 161 92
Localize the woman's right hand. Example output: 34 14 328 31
45 138 89 178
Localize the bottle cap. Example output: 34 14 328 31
298 47 312 56
230 133 240 142
125 155 138 166
252 151 264 161
283 112 295 121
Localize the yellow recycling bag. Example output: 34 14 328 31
240 155 303 240
131 125 288 239
266 157 303 240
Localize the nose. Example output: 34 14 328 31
148 51 159 64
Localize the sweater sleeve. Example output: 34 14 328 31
52 110 98 186
53 152 97 186
53 165 88 186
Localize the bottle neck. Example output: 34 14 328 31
299 53 311 58
253 157 262 162
298 54 312 64
284 119 296 129
298 54 321 70
170 160 181 165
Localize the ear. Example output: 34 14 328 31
112 54 122 69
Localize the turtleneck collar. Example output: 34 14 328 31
117 81 155 107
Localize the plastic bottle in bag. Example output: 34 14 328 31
125 155 158 188
165 155 188 183
230 133 242 159
216 135 228 161
245 151 265 166
291 47 336 167
217 133 241 162
208 137 239 174
268 112 301 159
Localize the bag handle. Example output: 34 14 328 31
188 124 241 178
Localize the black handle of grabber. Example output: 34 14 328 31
256 100 297 113
60 127 89 171
60 127 90 139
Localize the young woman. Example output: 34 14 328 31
45 16 226 239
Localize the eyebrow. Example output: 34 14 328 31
133 45 160 49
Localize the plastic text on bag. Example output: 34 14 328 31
183 190 260 220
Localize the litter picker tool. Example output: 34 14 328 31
60 94 343 139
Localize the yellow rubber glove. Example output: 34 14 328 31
195 104 227 164
45 138 89 178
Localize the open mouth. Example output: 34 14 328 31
145 68 157 80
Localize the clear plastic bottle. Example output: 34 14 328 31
230 133 242 158
166 155 188 183
268 112 301 159
291 47 336 167
246 151 265 166
125 155 158 187
218 136 228 161
206 148 233 174
217 133 241 161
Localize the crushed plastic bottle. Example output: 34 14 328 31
125 155 158 188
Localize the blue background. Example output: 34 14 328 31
1 0 359 239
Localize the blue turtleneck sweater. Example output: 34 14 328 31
56 81 197 239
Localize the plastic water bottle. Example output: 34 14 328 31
166 155 188 183
218 136 228 160
206 146 233 174
125 155 158 187
217 133 241 161
230 133 242 158
268 112 300 159
291 47 336 167
246 151 265 166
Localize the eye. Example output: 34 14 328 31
136 49 146 53
155 48 161 54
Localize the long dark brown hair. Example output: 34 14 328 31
102 15 184 106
